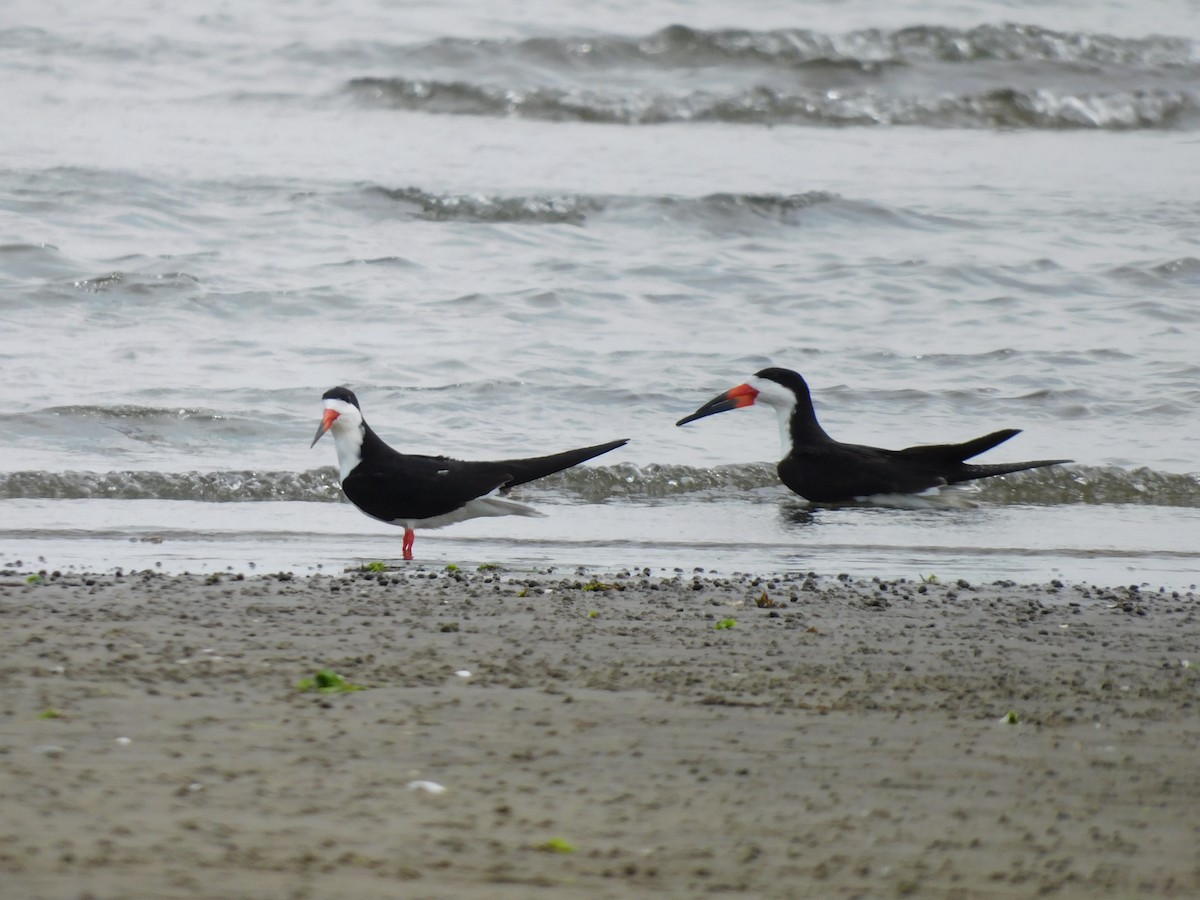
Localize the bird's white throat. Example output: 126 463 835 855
325 398 365 481
746 375 798 457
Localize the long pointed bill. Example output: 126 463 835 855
310 408 339 447
675 383 760 426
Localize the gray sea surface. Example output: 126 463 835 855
2 0 1198 586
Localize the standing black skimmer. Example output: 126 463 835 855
676 367 1070 503
311 386 627 559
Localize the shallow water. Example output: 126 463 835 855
4 495 1197 591
2 0 1199 585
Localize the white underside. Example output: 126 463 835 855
383 493 548 531
848 483 981 510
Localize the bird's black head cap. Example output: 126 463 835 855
755 367 810 394
322 386 360 408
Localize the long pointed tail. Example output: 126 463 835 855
901 428 1022 465
952 428 1023 461
954 458 1072 483
499 438 628 489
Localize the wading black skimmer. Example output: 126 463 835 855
311 386 627 559
676 367 1069 503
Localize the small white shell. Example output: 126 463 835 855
406 780 446 795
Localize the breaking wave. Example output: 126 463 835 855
2 464 1197 508
342 23 1200 130
347 78 1198 130
383 23 1200 72
359 186 840 225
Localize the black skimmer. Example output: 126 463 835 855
676 367 1070 503
311 386 627 559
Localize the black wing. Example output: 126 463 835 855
780 443 950 502
342 454 515 522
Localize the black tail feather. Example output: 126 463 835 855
499 439 628 489
898 428 1022 465
952 429 1024 461
953 458 1073 483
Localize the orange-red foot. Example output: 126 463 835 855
402 528 415 560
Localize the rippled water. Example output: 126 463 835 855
2 0 1199 586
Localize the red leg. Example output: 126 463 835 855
402 527 415 560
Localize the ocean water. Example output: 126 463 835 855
2 0 1199 587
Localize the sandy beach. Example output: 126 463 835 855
1 566 1197 899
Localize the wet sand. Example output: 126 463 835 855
1 566 1197 899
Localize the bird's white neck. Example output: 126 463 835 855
747 375 799 456
325 399 366 481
